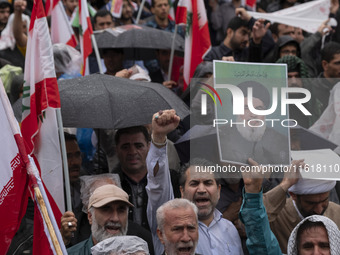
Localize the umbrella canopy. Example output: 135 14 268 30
175 125 220 163
94 25 184 60
58 74 189 128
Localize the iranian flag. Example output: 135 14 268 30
46 0 77 47
79 0 93 75
176 0 211 90
21 0 65 253
0 80 29 253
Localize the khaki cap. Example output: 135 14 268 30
88 184 134 210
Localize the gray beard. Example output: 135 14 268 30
236 117 266 142
91 214 128 243
163 233 197 255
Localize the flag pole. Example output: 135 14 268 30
33 186 64 255
91 34 104 74
56 109 72 212
0 84 64 255
136 0 146 24
167 24 178 81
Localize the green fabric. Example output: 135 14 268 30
276 55 310 78
71 4 97 28
67 236 94 255
0 64 22 93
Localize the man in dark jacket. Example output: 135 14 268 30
204 8 274 62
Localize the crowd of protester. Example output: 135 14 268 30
3 0 340 253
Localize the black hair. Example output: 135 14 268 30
321 42 340 62
296 220 327 251
64 132 77 142
270 23 279 37
227 16 249 31
93 9 114 24
9 74 24 104
115 126 150 145
179 158 221 189
0 1 12 12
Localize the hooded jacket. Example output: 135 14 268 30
287 215 340 255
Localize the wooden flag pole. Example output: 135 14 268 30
33 186 63 255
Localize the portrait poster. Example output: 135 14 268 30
214 61 291 166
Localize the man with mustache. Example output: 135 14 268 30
112 126 151 231
146 109 243 254
156 199 199 255
67 184 133 254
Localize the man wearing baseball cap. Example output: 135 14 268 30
67 184 134 254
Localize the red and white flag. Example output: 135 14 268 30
79 0 93 75
110 0 123 18
21 0 65 253
245 0 256 11
47 0 77 47
0 80 29 253
176 0 211 90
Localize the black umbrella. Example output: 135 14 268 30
94 25 184 60
175 125 220 163
58 74 189 128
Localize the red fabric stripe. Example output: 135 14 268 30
0 150 29 253
86 16 93 35
189 0 211 84
52 0 59 9
32 201 53 254
45 0 51 16
246 0 256 7
81 27 93 75
29 0 47 31
21 93 38 154
175 6 187 24
66 35 77 48
35 78 61 112
21 77 60 154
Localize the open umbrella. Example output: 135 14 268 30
94 25 184 60
58 74 189 128
175 125 220 163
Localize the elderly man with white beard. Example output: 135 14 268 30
156 199 199 255
67 184 133 254
219 81 290 165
